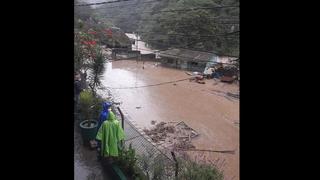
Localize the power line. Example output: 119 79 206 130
136 46 238 62
99 12 238 20
77 27 239 39
76 0 238 9
105 30 238 57
136 30 239 38
75 1 239 23
94 5 239 15
75 0 239 9
137 16 239 20
135 40 239 57
76 0 160 8
110 48 238 65
96 13 238 20
76 2 239 25
104 17 239 24
132 37 236 44
95 4 239 11
75 0 132 6
106 77 191 89
76 28 238 56
77 27 238 45
151 6 239 13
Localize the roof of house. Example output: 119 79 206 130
159 48 217 62
125 33 138 40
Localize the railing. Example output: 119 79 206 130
114 106 176 179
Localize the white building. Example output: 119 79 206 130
125 33 158 55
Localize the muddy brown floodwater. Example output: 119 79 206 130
100 60 239 180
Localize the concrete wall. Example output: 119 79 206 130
141 54 156 60
187 61 207 72
181 61 188 69
161 58 206 72
217 56 237 64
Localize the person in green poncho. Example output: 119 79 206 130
96 110 125 158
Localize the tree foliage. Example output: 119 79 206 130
94 0 239 56
138 0 239 56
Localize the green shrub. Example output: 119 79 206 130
178 159 223 180
79 90 107 121
79 90 95 120
91 95 105 120
152 157 166 180
114 145 224 180
116 144 138 176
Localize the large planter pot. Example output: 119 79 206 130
79 119 98 146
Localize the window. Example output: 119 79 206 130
167 59 174 63
190 62 198 66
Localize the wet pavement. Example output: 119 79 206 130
74 119 112 180
100 60 239 180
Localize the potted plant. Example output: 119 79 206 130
79 90 99 146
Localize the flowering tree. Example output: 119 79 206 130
74 29 106 95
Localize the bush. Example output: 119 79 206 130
91 95 105 120
113 143 224 180
112 144 148 180
178 159 223 180
152 157 166 180
79 89 108 121
79 90 95 120
116 144 138 176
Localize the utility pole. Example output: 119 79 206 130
136 32 139 51
136 32 142 62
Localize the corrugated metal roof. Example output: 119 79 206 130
125 33 138 40
159 48 217 62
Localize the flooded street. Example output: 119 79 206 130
101 60 239 180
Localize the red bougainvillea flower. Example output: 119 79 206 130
88 30 97 35
81 40 96 46
81 41 88 45
105 29 113 37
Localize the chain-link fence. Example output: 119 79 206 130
113 107 177 179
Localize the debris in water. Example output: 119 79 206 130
197 80 205 84
143 121 199 151
220 76 234 83
174 140 195 150
176 121 199 138
227 92 239 99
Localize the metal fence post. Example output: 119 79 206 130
171 151 179 178
116 106 124 130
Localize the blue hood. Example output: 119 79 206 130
102 102 112 112
97 102 112 132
